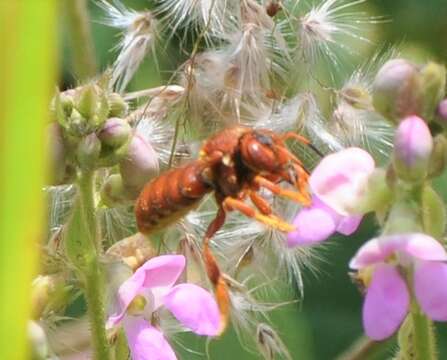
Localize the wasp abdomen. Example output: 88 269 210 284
135 161 212 233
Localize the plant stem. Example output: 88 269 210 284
77 172 111 360
64 0 96 80
410 302 437 360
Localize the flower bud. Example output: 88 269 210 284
119 134 159 195
31 275 69 319
428 134 447 178
28 321 49 359
436 98 447 123
393 115 433 182
422 185 446 239
373 59 422 122
98 118 132 148
420 62 446 120
108 92 129 117
75 84 109 129
52 90 74 128
76 133 101 170
46 123 68 185
340 84 372 110
100 174 132 207
352 168 393 214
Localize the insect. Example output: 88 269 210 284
135 125 320 332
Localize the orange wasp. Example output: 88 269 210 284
135 125 320 332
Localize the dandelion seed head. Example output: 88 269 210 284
98 0 158 92
256 323 292 360
296 0 375 65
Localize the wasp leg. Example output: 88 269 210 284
253 175 311 206
249 191 272 215
223 197 295 232
281 131 324 158
202 205 230 335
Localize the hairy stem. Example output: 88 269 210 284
64 0 96 80
77 172 110 360
410 302 437 360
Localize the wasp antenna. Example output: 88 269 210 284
281 131 324 158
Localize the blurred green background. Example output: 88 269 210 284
57 0 445 359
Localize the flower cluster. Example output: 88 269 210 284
35 0 447 359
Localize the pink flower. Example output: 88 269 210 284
350 233 447 341
287 147 374 246
107 255 220 360
287 195 361 246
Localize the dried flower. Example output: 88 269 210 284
97 0 158 92
350 233 447 340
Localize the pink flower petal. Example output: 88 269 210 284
350 234 447 269
123 317 177 360
107 270 146 328
363 264 410 340
336 215 362 236
163 284 220 336
414 261 447 321
310 147 375 216
106 255 186 328
139 255 186 309
286 197 339 247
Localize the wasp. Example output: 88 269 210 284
135 126 320 332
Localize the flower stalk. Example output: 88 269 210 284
65 171 110 360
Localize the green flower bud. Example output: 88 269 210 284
373 59 423 123
31 274 69 319
340 84 372 110
420 62 446 120
428 134 447 178
422 185 446 239
52 90 74 128
393 115 433 183
75 84 109 130
76 133 101 170
119 134 159 195
98 118 132 148
352 168 393 214
46 123 68 185
100 174 133 207
108 92 129 118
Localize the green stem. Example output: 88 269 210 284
78 172 110 360
410 302 437 360
64 0 96 80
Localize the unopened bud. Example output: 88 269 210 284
77 133 101 170
420 62 446 120
428 134 447 178
373 59 422 122
340 84 372 110
31 275 69 319
108 93 128 118
436 99 447 123
422 185 446 239
393 115 433 182
75 84 109 129
46 123 68 185
119 134 159 195
100 174 132 207
28 321 49 359
98 118 132 148
353 168 393 214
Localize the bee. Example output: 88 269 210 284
135 126 320 332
